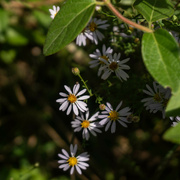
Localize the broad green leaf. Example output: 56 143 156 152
43 0 96 56
142 29 180 116
163 123 180 144
166 90 180 116
142 29 180 92
134 0 174 24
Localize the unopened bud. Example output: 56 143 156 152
129 26 134 32
99 104 106 110
72 67 80 75
127 114 140 123
132 116 140 122
34 162 39 167
134 38 140 44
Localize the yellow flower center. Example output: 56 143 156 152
99 55 108 64
109 62 118 71
68 94 77 103
81 120 90 128
89 22 97 32
108 110 119 121
67 157 78 166
153 93 161 102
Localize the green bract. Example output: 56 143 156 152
43 0 96 56
134 0 174 24
142 29 180 116
163 123 180 144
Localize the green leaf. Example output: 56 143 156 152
6 27 28 45
142 29 180 116
43 0 96 56
166 90 180 116
163 123 180 144
134 0 174 24
0 8 9 33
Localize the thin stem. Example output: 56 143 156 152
77 74 93 96
103 0 153 33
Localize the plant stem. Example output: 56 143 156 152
103 0 154 33
77 74 93 96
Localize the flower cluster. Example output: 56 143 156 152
49 5 179 177
76 18 109 46
89 44 130 81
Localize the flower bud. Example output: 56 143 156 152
99 104 106 110
72 67 80 76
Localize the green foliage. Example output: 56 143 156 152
163 123 180 144
166 90 180 116
134 0 174 24
43 0 96 56
6 27 29 46
142 29 180 116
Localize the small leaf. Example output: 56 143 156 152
163 123 180 144
142 29 180 116
43 0 96 56
134 0 174 24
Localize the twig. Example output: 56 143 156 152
103 0 153 33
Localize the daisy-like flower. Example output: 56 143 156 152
71 111 102 140
98 101 131 133
99 53 130 81
56 83 90 116
89 44 113 76
49 5 60 19
85 18 109 45
141 81 171 118
58 144 89 175
170 116 180 126
76 31 89 46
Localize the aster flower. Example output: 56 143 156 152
76 31 88 46
98 101 131 133
56 83 90 116
85 18 109 44
170 116 180 127
141 81 171 118
49 5 60 19
58 144 89 175
71 111 102 140
99 53 130 81
89 44 113 76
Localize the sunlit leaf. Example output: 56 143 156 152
163 123 180 144
43 0 96 56
142 29 180 116
134 0 174 24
